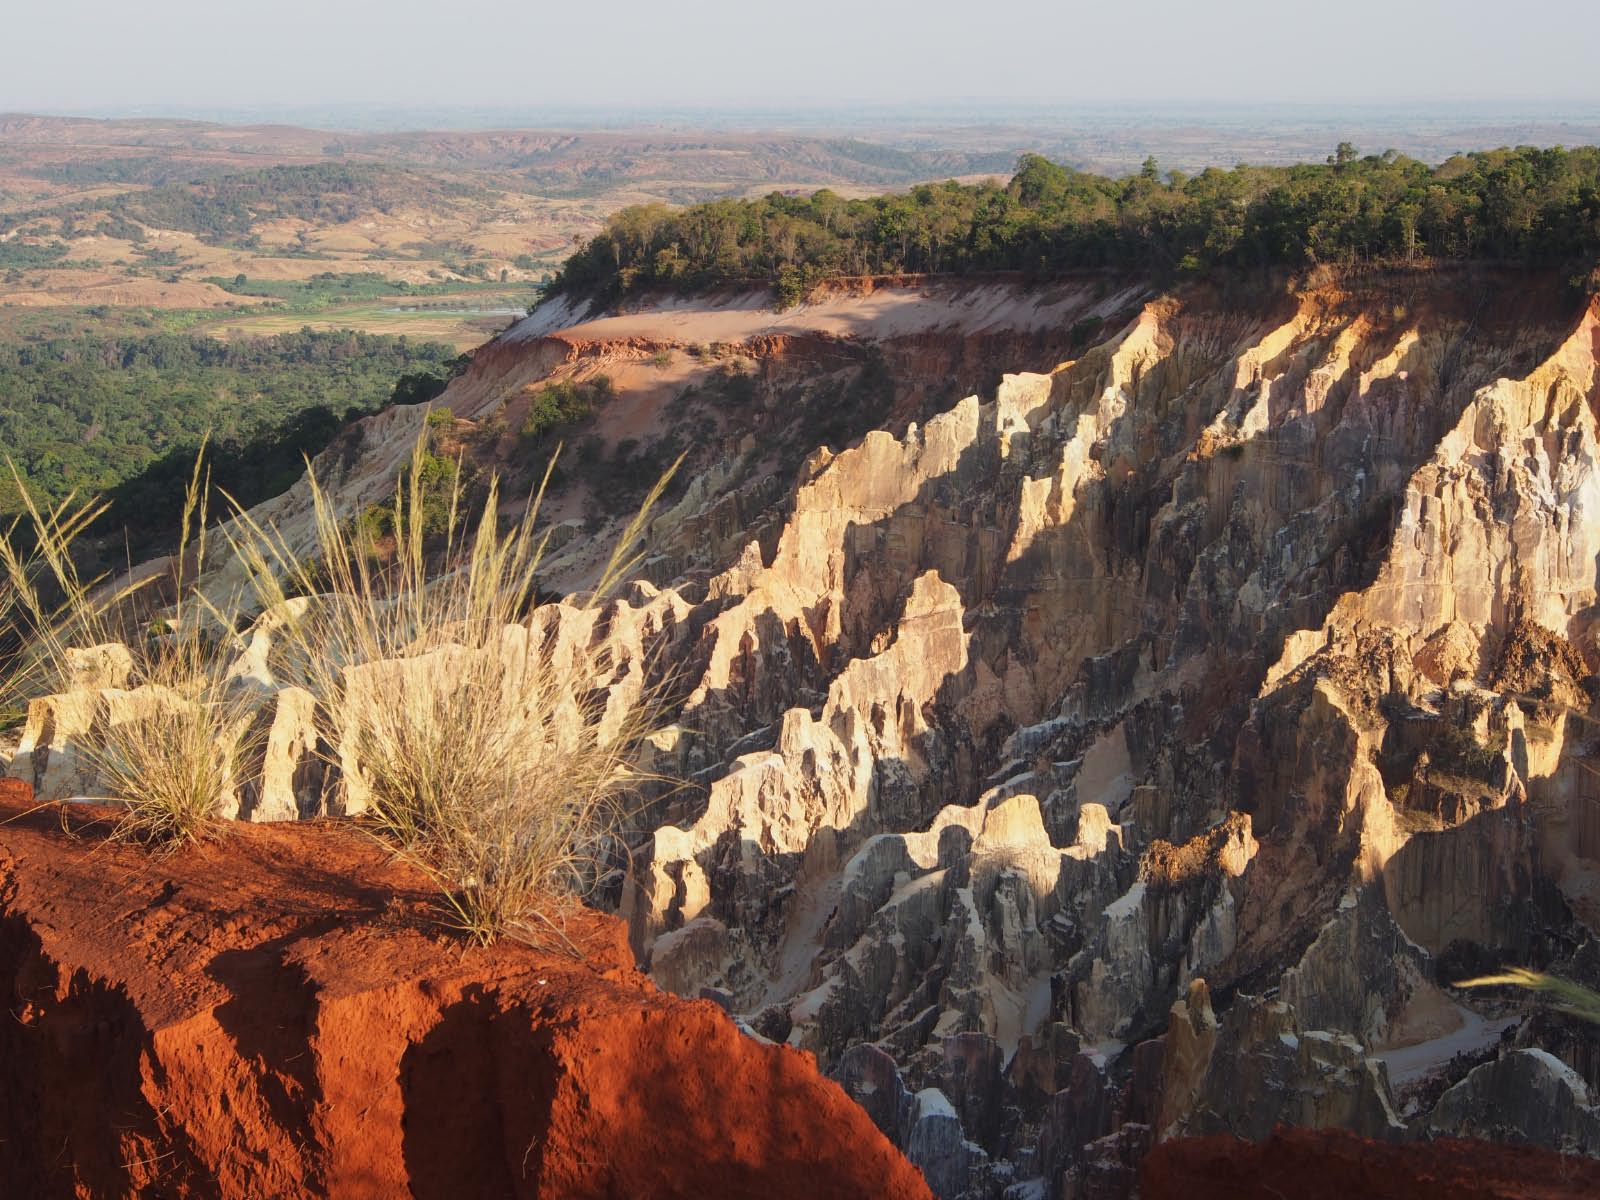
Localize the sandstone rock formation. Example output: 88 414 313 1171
537 271 1600 1196
1427 1049 1600 1155
15 269 1600 1196
7 645 329 822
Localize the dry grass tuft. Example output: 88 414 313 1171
1458 967 1600 1025
1 454 259 845
231 426 676 945
0 488 111 711
4 416 675 932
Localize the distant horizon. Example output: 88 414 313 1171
9 100 1600 181
12 98 1600 136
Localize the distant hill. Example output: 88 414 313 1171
0 113 1023 199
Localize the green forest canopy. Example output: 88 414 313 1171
0 328 460 537
552 145 1600 304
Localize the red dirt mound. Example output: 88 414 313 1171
0 780 931 1200
1143 1126 1600 1199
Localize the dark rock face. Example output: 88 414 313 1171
1428 1050 1600 1155
1142 1126 1600 1200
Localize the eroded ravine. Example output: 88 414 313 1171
13 268 1600 1197
593 270 1600 1191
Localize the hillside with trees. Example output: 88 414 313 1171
552 146 1600 304
0 164 485 246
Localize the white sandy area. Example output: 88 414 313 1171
511 279 1149 346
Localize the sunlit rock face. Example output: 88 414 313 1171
597 272 1600 1196
37 270 1600 1197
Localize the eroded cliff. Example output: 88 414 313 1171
516 268 1600 1195
13 267 1600 1197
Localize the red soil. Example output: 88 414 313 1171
0 780 931 1199
1143 1126 1600 1200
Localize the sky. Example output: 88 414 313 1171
3 0 1599 117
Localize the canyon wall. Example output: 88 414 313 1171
14 269 1600 1197
541 269 1600 1196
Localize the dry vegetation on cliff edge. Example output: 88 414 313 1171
2 429 678 945
1 455 261 844
228 430 678 944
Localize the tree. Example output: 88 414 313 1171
547 145 1600 302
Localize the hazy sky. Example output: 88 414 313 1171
4 0 1599 115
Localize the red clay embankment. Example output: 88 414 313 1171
0 780 931 1199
